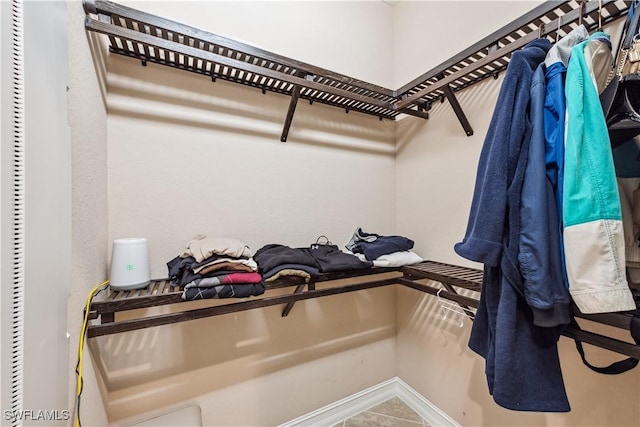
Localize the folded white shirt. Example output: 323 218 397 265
353 250 423 267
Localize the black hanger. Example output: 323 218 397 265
314 235 332 245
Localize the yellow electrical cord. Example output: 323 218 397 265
75 280 109 427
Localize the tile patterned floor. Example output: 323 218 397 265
332 397 431 427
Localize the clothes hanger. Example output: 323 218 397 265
598 0 603 32
312 235 333 246
578 0 586 27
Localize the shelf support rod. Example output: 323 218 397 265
281 83 302 142
439 73 473 137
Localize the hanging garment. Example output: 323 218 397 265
563 32 636 314
543 25 589 292
543 25 588 209
519 63 571 328
583 34 614 93
604 74 640 147
613 138 640 178
455 38 571 412
612 140 639 282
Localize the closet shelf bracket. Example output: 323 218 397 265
439 73 473 136
281 83 302 142
281 283 307 316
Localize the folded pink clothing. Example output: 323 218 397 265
183 272 263 289
222 272 262 284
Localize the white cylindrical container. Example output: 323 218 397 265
109 238 151 291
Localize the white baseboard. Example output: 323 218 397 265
393 377 461 427
279 377 461 427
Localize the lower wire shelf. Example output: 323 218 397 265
86 260 640 360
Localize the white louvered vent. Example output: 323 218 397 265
10 0 25 425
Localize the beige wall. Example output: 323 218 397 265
101 1 397 424
394 2 640 426
396 286 640 427
391 1 543 87
68 0 110 425
116 0 395 89
96 286 396 424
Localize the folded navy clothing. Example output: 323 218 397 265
356 235 414 260
346 228 414 261
254 244 320 274
345 227 378 252
262 263 320 280
301 244 373 272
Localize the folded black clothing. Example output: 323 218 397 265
254 244 320 274
182 282 265 300
167 255 203 286
167 252 254 287
167 255 193 284
301 244 373 272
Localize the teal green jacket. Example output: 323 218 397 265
563 32 635 314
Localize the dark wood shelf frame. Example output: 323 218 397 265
87 268 403 337
401 261 640 361
82 0 632 139
86 260 640 361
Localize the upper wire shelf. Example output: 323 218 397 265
83 0 631 139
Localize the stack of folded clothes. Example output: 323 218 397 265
166 234 265 300
254 239 373 282
345 227 423 266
